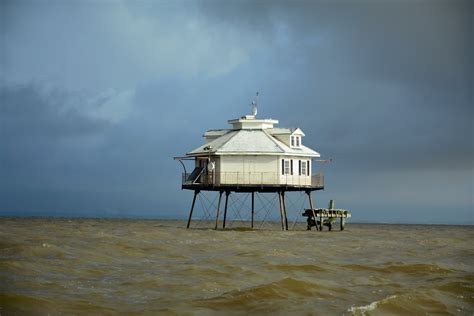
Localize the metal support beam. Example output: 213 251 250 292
214 191 223 230
251 192 255 229
282 191 288 230
278 191 285 231
186 190 199 229
307 190 318 231
222 191 230 229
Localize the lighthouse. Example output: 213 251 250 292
175 94 347 230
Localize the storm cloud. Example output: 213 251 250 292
1 0 472 223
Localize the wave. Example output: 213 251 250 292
343 262 453 275
0 293 118 315
0 242 70 261
190 277 345 313
347 291 451 315
268 263 326 273
435 279 474 295
0 293 53 314
347 295 398 315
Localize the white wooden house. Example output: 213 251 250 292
175 95 332 230
180 114 323 190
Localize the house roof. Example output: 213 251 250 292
266 128 294 135
187 129 320 157
203 129 230 137
267 127 305 136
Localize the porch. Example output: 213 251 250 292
181 170 324 192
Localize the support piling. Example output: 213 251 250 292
282 191 288 230
214 191 223 230
251 191 255 229
307 191 318 231
186 190 199 229
222 191 230 229
278 191 285 231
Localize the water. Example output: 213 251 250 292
1 217 473 315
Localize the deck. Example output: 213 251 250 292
181 171 324 192
302 208 352 231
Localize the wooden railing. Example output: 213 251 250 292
182 171 324 188
311 173 324 187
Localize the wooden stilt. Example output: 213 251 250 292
214 191 223 230
251 192 255 229
307 191 318 231
278 191 285 231
186 190 199 229
282 191 288 230
222 191 230 229
340 217 345 231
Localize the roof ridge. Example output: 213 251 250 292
187 130 237 155
262 129 286 152
215 129 240 152
206 129 229 132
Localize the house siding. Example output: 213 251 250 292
279 156 312 186
215 155 311 186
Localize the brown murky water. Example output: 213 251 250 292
1 217 473 315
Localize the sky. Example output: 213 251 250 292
1 0 472 224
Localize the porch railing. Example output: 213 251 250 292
182 171 324 188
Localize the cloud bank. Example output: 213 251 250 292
1 0 472 223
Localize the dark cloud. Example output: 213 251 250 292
196 0 473 171
198 0 473 112
0 81 226 217
0 84 108 173
1 84 107 137
0 0 472 223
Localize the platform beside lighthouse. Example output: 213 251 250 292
180 171 324 192
175 92 347 230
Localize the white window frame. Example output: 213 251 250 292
284 160 290 175
296 136 300 147
301 161 307 176
291 136 295 147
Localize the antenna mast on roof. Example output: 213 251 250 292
251 92 258 117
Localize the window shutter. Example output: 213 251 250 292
307 160 310 176
298 160 301 175
290 160 293 175
281 159 284 175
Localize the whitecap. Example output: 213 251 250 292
347 295 398 315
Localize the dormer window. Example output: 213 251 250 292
290 135 302 148
290 135 301 148
269 127 305 148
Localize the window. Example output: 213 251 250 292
284 160 290 175
291 136 295 147
301 161 307 176
296 136 300 147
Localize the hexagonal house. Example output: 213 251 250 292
175 96 325 230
